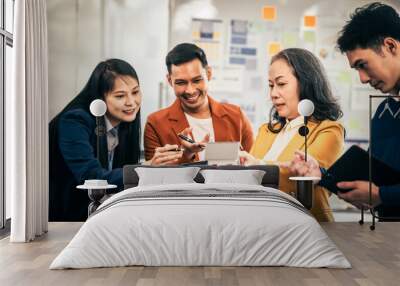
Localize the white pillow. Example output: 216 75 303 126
135 167 200 186
200 169 266 185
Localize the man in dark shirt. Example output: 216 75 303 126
288 2 400 219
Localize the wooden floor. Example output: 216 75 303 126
1 222 399 286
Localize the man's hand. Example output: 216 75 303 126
337 181 381 209
178 127 209 160
148 144 183 165
282 150 322 177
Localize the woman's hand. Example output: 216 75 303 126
178 127 209 161
147 144 183 165
282 150 322 177
239 151 262 166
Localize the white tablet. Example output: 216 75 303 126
205 142 240 165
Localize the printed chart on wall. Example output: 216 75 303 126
191 18 247 97
191 18 224 69
223 19 264 125
228 19 260 71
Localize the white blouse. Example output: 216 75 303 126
263 116 304 162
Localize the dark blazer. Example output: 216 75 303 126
49 108 131 221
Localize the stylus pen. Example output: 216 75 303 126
178 134 206 150
178 133 196 144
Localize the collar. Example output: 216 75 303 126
284 116 304 131
255 119 319 161
104 115 119 133
387 96 400 104
185 112 212 121
166 95 231 146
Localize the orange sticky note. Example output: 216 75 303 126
304 15 316 27
268 42 281 56
262 6 276 21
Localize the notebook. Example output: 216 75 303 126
327 145 400 193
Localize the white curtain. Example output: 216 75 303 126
7 0 49 242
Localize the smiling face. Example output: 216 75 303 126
268 59 301 120
167 58 211 114
346 38 400 94
104 75 142 126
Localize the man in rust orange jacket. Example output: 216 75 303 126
144 43 254 163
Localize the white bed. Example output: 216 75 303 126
50 183 351 269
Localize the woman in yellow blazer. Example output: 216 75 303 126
240 48 344 222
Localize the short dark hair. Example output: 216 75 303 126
166 43 208 73
337 2 400 52
268 48 343 133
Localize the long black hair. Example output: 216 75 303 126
267 48 343 133
50 58 141 166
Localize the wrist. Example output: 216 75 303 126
183 149 196 161
373 185 382 206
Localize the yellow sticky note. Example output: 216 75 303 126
304 15 316 28
262 6 276 21
268 42 281 56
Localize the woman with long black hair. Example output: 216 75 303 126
49 59 182 221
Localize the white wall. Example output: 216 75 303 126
47 0 170 132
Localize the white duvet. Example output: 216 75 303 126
50 183 351 269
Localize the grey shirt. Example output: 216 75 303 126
104 116 119 171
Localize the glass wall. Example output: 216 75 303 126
0 0 14 229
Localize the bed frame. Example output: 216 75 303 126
123 165 280 190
